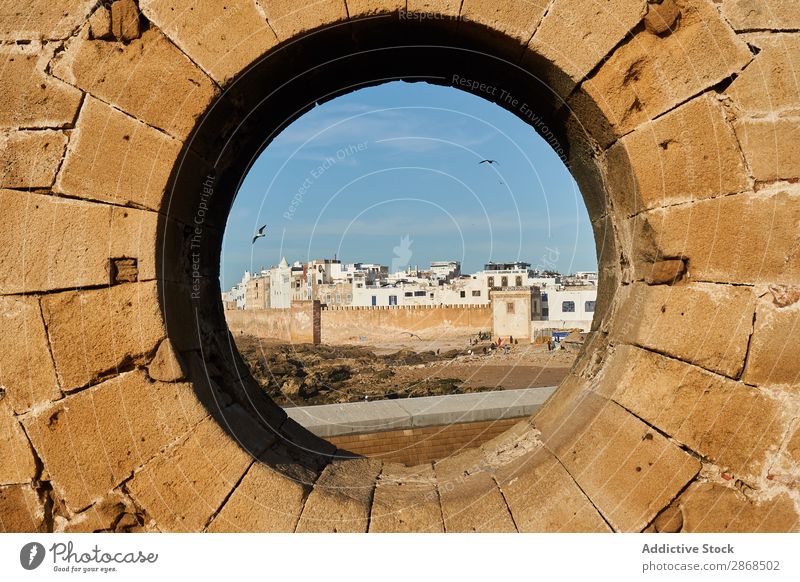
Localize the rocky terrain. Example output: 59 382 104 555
234 335 573 407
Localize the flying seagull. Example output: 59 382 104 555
478 159 499 165
252 225 267 244
402 332 423 340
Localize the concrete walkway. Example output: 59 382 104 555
284 386 557 438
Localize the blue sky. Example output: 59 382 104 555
220 81 595 289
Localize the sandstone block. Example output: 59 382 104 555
54 96 181 211
24 370 207 511
128 407 273 532
743 296 800 388
734 118 800 183
720 0 800 31
0 44 83 129
140 0 279 84
496 447 610 532
526 0 645 98
52 28 218 140
110 206 159 283
0 130 68 188
207 449 315 532
40 281 165 390
460 0 549 46
607 345 786 481
369 463 443 532
571 0 751 145
644 259 686 285
0 402 38 485
435 469 516 532
0 485 47 532
551 393 700 532
632 186 800 285
296 457 381 532
0 0 96 41
147 339 185 382
725 35 800 116
611 282 756 378
644 0 680 35
673 482 799 532
111 0 142 41
88 5 114 40
606 94 749 217
259 0 348 41
0 295 60 413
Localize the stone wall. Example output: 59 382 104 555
225 301 321 344
0 0 798 533
320 305 492 344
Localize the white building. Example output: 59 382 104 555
539 287 597 331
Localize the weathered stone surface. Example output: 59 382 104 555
207 450 315 532
632 186 800 285
527 0 645 98
496 447 610 532
735 118 800 183
0 0 96 40
725 35 800 116
296 457 381 532
612 282 756 378
743 296 800 388
672 482 799 532
572 0 751 145
128 407 273 532
461 0 549 46
52 28 217 140
406 0 461 18
768 284 800 308
644 259 686 285
644 0 680 35
88 5 114 40
0 402 38 485
0 295 60 413
56 491 142 532
110 258 138 284
0 130 68 188
606 94 749 217
0 485 47 532
436 469 516 532
54 96 181 211
348 0 405 17
147 339 185 382
259 0 348 40
721 0 800 31
140 0 279 84
40 281 165 390
606 346 787 480
549 393 700 532
111 0 142 41
24 370 207 511
0 45 83 129
0 191 159 294
369 463 443 532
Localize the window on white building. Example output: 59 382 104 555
501 276 508 287
562 301 575 313
506 301 515 314
515 276 522 286
487 276 494 287
585 300 596 312
460 290 466 298
472 290 481 297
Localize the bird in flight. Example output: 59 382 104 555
402 331 423 340
252 225 267 244
478 159 499 165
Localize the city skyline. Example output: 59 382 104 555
220 81 596 289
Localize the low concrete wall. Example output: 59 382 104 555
285 386 557 438
320 304 492 344
225 301 320 344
